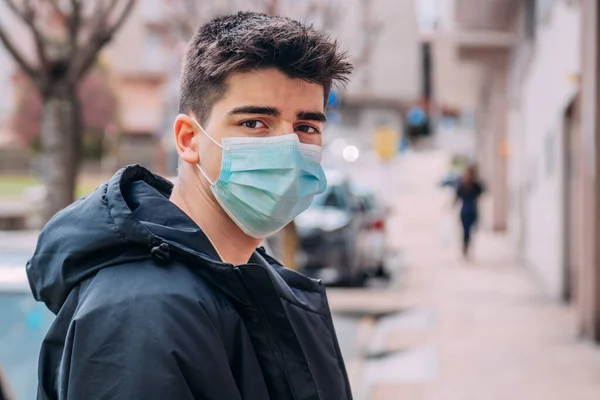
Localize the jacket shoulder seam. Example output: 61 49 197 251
280 296 327 318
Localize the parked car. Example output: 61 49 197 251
0 251 54 400
294 169 370 286
351 185 391 278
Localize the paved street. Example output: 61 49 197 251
329 149 600 400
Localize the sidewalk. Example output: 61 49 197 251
329 150 600 400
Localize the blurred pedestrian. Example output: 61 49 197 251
455 164 485 259
27 12 353 400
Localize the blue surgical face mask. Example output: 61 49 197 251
191 118 327 238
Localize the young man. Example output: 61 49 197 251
27 11 353 400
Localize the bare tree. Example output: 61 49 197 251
0 0 137 221
12 67 118 151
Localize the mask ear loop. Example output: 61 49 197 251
191 117 223 185
196 161 215 185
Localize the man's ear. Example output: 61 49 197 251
174 114 200 164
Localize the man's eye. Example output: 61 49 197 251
242 120 266 129
296 125 320 134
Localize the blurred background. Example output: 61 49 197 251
2 0 600 399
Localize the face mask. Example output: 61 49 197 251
191 118 327 239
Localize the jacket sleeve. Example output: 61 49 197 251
59 289 243 400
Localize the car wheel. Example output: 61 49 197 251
352 270 368 287
374 263 391 279
337 242 364 287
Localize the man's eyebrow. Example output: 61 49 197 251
227 106 280 117
227 106 327 122
297 111 327 123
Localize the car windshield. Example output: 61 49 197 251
0 291 54 400
361 194 377 211
311 184 346 209
0 247 55 400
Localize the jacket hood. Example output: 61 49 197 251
27 165 225 314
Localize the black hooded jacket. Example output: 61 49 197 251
26 165 352 400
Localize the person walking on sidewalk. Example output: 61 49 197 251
455 164 485 259
26 12 353 400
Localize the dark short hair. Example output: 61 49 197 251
179 11 353 124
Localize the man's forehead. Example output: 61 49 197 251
221 69 325 109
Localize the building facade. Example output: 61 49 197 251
332 0 422 153
0 0 422 174
438 0 600 341
423 0 483 160
512 1 580 300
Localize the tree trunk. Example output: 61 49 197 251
40 85 82 222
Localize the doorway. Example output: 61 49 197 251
562 96 582 303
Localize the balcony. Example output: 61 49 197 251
456 0 520 31
453 0 521 63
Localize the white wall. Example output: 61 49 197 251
507 6 531 259
507 104 525 256
516 0 580 298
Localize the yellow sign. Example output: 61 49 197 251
373 127 399 160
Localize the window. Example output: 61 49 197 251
323 192 342 208
421 42 432 100
525 0 537 40
536 0 556 24
312 184 348 209
142 30 162 71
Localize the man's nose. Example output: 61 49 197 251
278 121 294 135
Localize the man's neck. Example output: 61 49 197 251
170 176 261 265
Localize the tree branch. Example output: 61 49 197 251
67 0 83 52
88 0 119 39
0 21 39 83
102 0 121 20
106 0 136 38
69 0 137 81
26 10 51 74
4 0 50 73
4 0 32 23
3 0 23 17
46 0 67 19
